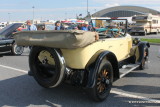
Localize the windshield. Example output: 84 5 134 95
91 19 127 38
135 22 148 26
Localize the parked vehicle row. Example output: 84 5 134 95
0 23 24 55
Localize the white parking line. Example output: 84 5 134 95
0 64 159 103
0 64 28 73
111 90 160 103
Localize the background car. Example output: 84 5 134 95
0 23 24 55
36 23 55 30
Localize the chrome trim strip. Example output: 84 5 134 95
0 45 7 47
0 51 11 54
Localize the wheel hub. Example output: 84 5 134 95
42 57 48 64
101 78 110 85
105 79 110 85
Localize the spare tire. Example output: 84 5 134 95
29 46 66 88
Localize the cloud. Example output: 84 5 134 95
104 3 120 8
92 0 160 8
0 6 103 13
0 3 18 7
149 6 160 11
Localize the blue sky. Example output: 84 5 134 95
0 0 160 21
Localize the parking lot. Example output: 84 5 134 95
0 44 160 106
131 33 160 39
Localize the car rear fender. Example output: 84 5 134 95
85 50 119 88
136 41 150 64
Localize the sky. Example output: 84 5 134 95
0 0 160 22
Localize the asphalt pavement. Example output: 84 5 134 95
0 45 160 107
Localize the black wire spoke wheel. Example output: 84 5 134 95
88 60 113 102
29 47 64 88
12 44 24 55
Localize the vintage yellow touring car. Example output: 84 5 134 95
14 18 150 102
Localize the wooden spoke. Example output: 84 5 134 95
97 77 101 81
97 84 102 92
97 81 101 85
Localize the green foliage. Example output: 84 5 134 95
141 38 160 43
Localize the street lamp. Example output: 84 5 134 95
32 6 35 23
8 13 11 22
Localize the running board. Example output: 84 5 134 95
119 64 139 78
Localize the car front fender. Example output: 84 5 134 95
85 50 119 88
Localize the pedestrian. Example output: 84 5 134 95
55 21 65 30
81 21 94 31
26 20 37 31
26 20 37 76
81 21 99 41
77 24 82 30
81 21 89 31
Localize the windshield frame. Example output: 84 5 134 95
90 18 128 36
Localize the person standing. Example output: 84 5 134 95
81 21 89 31
26 20 37 76
55 21 65 30
26 20 37 31
81 21 93 31
77 24 82 30
81 21 99 41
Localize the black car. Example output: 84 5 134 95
0 23 24 55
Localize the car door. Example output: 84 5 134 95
0 36 13 53
106 35 131 61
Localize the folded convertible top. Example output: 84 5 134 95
14 30 97 49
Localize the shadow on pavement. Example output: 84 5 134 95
0 75 159 107
125 71 160 78
113 84 160 95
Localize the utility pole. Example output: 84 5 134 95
87 0 89 16
32 6 35 23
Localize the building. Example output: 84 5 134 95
92 6 160 18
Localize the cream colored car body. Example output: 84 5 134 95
61 34 133 69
